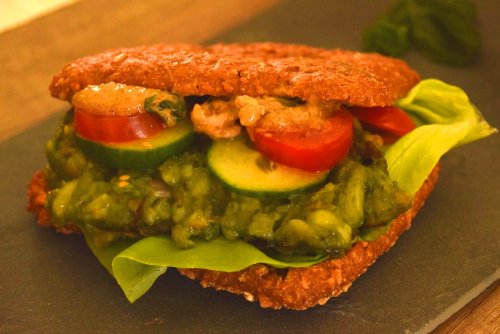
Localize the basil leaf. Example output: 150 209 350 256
363 16 410 57
362 1 411 57
363 0 480 66
407 0 480 66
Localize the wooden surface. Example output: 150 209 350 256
0 1 497 333
0 0 281 141
432 281 499 334
0 0 78 32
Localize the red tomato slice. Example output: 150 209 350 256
250 107 354 172
74 109 165 143
349 106 416 143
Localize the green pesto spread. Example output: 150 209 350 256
45 111 411 256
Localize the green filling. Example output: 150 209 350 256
45 112 410 256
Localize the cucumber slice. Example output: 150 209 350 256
208 137 329 198
76 121 194 170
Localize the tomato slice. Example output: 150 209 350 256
250 107 354 172
349 106 416 143
74 109 166 143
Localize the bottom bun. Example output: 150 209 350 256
28 165 439 310
179 166 440 310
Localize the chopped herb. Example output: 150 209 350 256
144 92 186 126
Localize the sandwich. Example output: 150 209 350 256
28 42 496 310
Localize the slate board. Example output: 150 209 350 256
1 0 499 333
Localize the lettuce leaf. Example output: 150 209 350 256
84 78 496 303
84 232 327 302
385 79 497 194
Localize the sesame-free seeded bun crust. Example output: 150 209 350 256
50 42 420 107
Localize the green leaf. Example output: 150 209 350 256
363 16 410 57
84 232 327 302
407 0 480 65
362 1 411 57
397 79 496 145
385 79 497 194
385 123 468 194
362 0 480 66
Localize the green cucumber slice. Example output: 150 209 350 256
76 121 194 170
208 137 329 198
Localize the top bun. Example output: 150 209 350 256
50 42 419 107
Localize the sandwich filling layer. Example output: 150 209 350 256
29 42 497 308
43 83 412 257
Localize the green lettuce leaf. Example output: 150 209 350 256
84 232 327 302
84 78 496 303
385 79 497 194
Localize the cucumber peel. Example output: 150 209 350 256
208 137 329 198
76 121 194 170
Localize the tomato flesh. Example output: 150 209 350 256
74 109 165 143
251 107 354 172
349 106 416 143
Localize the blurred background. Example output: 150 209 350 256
0 0 78 32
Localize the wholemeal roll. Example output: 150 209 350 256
50 42 419 105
